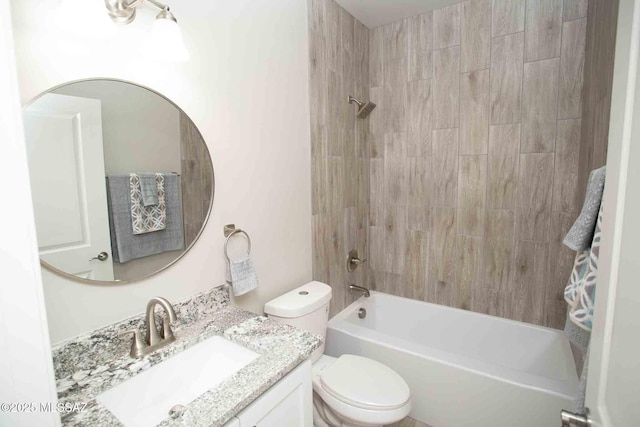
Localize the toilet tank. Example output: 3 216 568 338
264 281 332 362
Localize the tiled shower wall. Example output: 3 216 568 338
366 0 589 328
308 0 370 317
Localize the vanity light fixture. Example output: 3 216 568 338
104 0 190 61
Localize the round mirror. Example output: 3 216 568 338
23 79 214 284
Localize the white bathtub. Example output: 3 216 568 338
325 292 578 427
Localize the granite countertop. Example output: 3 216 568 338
52 286 322 427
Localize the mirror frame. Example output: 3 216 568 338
24 77 215 285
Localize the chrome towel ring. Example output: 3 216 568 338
223 224 251 262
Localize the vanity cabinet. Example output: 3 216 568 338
223 360 312 427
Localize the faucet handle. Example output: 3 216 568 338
119 328 147 358
347 249 367 272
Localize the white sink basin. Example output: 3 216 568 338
97 336 259 427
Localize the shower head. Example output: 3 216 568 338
348 95 376 119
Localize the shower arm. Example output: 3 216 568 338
348 96 363 107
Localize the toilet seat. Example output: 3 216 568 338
312 355 412 426
320 355 410 410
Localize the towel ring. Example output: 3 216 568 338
224 228 251 262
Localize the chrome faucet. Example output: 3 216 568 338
119 297 178 358
349 284 370 298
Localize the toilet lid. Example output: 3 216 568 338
319 355 410 411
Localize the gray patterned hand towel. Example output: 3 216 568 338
563 166 606 251
228 254 259 297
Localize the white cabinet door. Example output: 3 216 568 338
24 93 114 281
237 360 312 427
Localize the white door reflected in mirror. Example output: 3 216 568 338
24 93 115 281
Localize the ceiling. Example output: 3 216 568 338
334 0 461 28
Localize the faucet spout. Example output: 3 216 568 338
146 297 177 346
349 284 370 298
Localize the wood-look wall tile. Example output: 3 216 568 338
309 30 327 128
370 158 384 227
342 55 356 130
432 128 459 207
384 57 408 133
553 119 581 213
433 46 460 129
471 288 511 317
455 235 483 310
404 230 428 300
483 210 515 290
457 155 487 236
524 0 562 62
492 0 525 37
307 0 325 33
407 79 433 157
327 70 343 156
369 225 385 271
356 157 370 229
563 0 588 21
384 133 408 206
488 124 520 209
370 26 384 88
433 3 461 49
511 240 548 324
559 18 587 119
311 151 328 215
460 70 490 154
407 156 432 231
430 207 457 284
408 12 433 81
369 86 384 158
354 20 370 86
324 0 342 73
340 6 354 53
327 156 344 234
517 153 554 241
369 267 384 291
490 32 524 125
384 20 408 60
343 206 358 251
545 299 567 330
343 130 358 207
384 206 407 275
548 211 578 301
312 214 330 283
328 236 346 316
461 0 491 72
384 272 405 297
522 58 560 153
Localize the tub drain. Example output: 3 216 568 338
358 308 367 319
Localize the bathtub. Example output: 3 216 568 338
325 292 578 427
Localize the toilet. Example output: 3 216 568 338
264 281 411 427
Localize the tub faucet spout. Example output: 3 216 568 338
349 284 370 298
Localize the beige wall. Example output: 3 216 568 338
309 0 371 317
12 0 312 344
55 80 182 176
365 0 591 328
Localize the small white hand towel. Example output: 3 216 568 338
226 254 258 296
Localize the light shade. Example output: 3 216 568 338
143 17 190 62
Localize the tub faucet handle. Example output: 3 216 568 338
347 249 367 272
